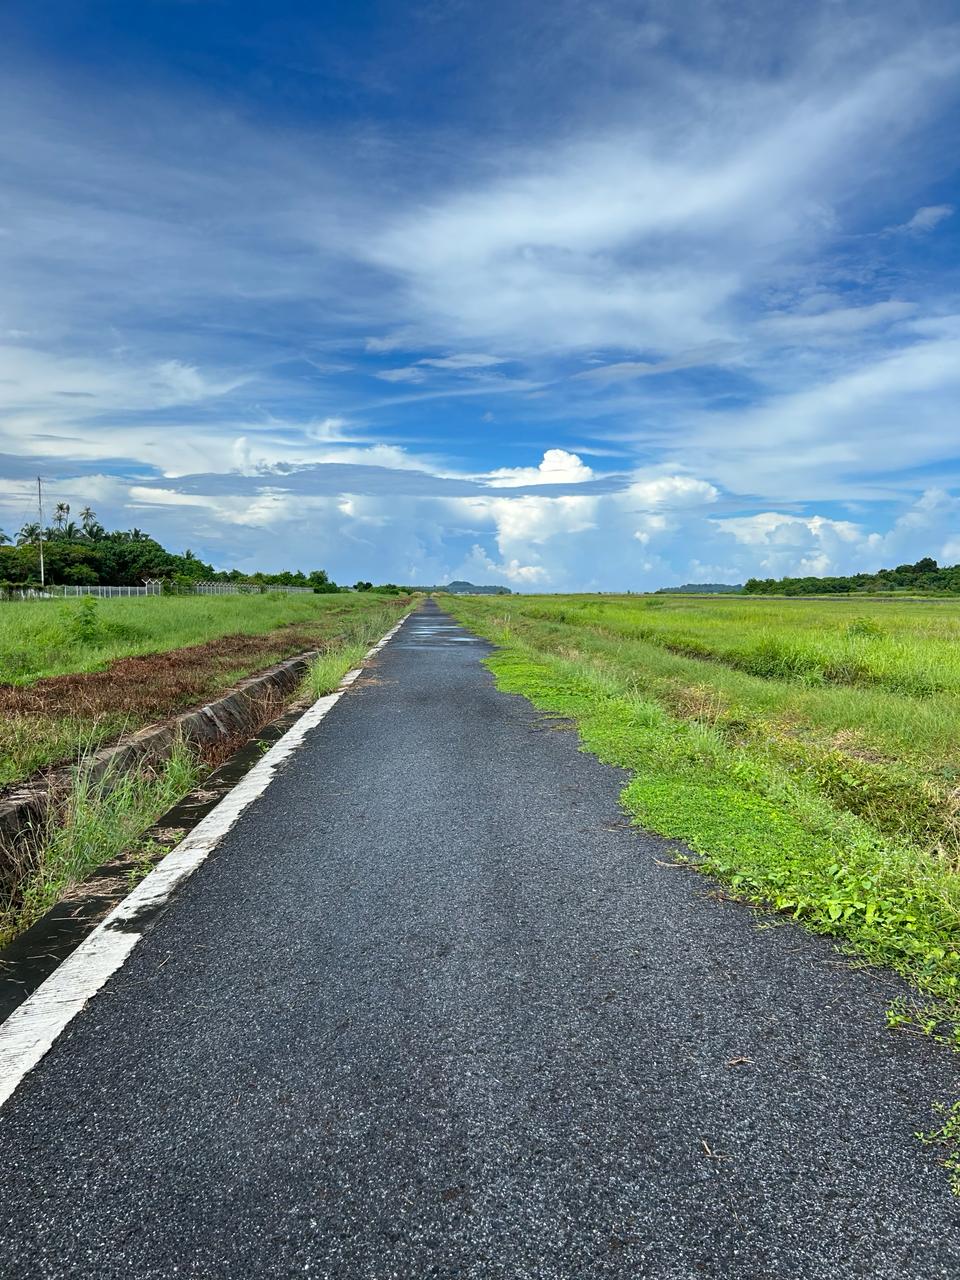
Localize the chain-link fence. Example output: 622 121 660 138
193 582 316 596
1 581 320 602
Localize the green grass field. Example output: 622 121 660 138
0 592 413 945
0 592 412 785
0 591 400 685
445 593 960 1031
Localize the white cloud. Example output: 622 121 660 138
419 353 506 370
714 511 863 547
305 417 354 442
691 327 960 499
460 545 549 584
464 493 599 546
623 475 719 508
573 345 738 381
363 36 960 356
900 204 954 233
483 448 594 488
0 345 245 417
374 352 506 383
3 14 960 591
375 366 427 383
633 513 669 543
760 300 916 339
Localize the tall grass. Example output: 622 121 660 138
306 645 369 697
0 740 201 946
504 595 960 697
459 596 960 773
0 593 414 786
304 600 406 696
0 597 414 947
0 591 408 685
445 593 960 1026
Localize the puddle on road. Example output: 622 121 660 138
394 619 484 649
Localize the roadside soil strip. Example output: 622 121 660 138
0 647 320 854
0 612 409 1109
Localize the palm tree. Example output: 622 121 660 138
0 529 9 545
61 521 80 541
78 507 105 541
17 522 40 546
53 502 70 532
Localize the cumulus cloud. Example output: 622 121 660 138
459 545 549 584
482 449 594 488
460 493 598 546
623 475 719 508
714 512 864 547
710 511 882 578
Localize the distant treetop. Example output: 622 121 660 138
655 583 744 594
0 506 340 591
742 558 958 596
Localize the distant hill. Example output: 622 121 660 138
656 583 744 595
431 580 512 595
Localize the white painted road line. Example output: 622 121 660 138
0 612 411 1112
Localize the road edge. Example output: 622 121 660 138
0 611 411 1112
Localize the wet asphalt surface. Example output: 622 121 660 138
0 599 959 1278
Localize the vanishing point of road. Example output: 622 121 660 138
0 600 958 1278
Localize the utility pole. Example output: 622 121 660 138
37 475 45 590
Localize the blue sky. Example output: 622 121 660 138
2 0 959 589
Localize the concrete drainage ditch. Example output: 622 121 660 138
0 649 326 1020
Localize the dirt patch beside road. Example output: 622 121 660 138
1 625 325 722
0 620 356 791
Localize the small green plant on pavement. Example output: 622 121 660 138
918 1102 960 1196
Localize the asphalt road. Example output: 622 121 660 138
0 599 959 1278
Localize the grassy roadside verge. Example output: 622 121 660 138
1 594 415 786
444 596 960 1030
506 594 960 697
0 600 414 946
0 743 202 947
0 591 395 685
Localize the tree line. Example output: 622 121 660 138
743 557 960 596
0 506 338 592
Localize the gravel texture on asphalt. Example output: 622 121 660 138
0 599 959 1279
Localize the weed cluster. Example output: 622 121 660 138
0 594 414 947
304 601 406 697
0 593 414 786
445 594 960 1019
0 740 200 946
0 590 413 687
